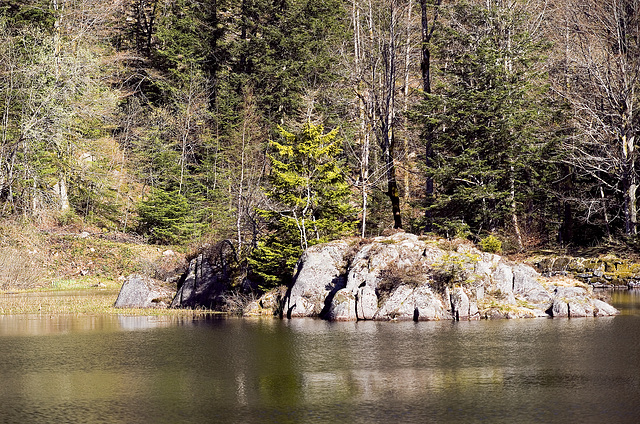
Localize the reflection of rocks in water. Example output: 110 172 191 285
116 316 183 331
298 367 505 402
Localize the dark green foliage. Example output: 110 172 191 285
417 1 555 239
137 188 200 244
247 239 302 290
155 0 206 71
211 0 348 128
2 1 56 30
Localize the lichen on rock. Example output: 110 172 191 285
281 232 620 321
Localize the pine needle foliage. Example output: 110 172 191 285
418 1 554 238
249 122 356 289
137 188 200 245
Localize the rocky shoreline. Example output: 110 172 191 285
534 255 640 289
277 232 618 321
115 232 621 320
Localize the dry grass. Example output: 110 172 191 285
0 219 201 316
539 275 592 292
0 220 47 289
0 247 45 289
0 218 188 291
0 277 220 316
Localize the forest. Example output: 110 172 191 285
1 0 640 289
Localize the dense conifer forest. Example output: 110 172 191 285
1 0 640 288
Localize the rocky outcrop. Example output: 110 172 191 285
170 240 238 309
243 288 287 317
114 275 174 308
282 232 619 321
327 289 357 321
284 240 350 318
170 253 228 309
535 255 640 288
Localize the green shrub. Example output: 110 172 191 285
247 239 302 291
433 219 471 240
56 209 80 227
137 188 199 244
480 235 502 253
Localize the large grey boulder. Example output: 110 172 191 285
356 285 378 320
450 286 471 320
375 285 416 320
490 263 517 304
594 299 619 316
547 286 615 318
115 275 174 308
345 233 432 292
374 284 451 321
513 264 553 306
326 289 357 321
414 285 451 321
171 254 228 309
284 240 350 318
169 240 238 310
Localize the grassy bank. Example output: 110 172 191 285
0 219 218 316
0 219 190 291
0 276 222 316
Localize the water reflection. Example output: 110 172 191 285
0 290 638 423
0 314 199 336
610 288 640 315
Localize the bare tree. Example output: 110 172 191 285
352 0 416 231
0 1 122 220
557 0 640 236
419 0 441 233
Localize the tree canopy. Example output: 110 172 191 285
2 0 639 289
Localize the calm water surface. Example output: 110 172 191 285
0 291 639 423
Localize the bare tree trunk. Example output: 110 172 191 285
420 0 440 232
622 128 637 235
504 17 524 250
560 0 640 238
54 178 70 211
420 0 441 95
601 185 612 241
237 119 246 250
402 0 413 199
384 3 402 229
510 166 524 251
353 0 370 237
179 74 194 196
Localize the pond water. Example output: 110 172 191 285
0 291 639 423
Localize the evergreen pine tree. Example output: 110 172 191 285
417 1 554 245
137 187 201 244
249 122 356 288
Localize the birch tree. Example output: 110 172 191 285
351 0 417 231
